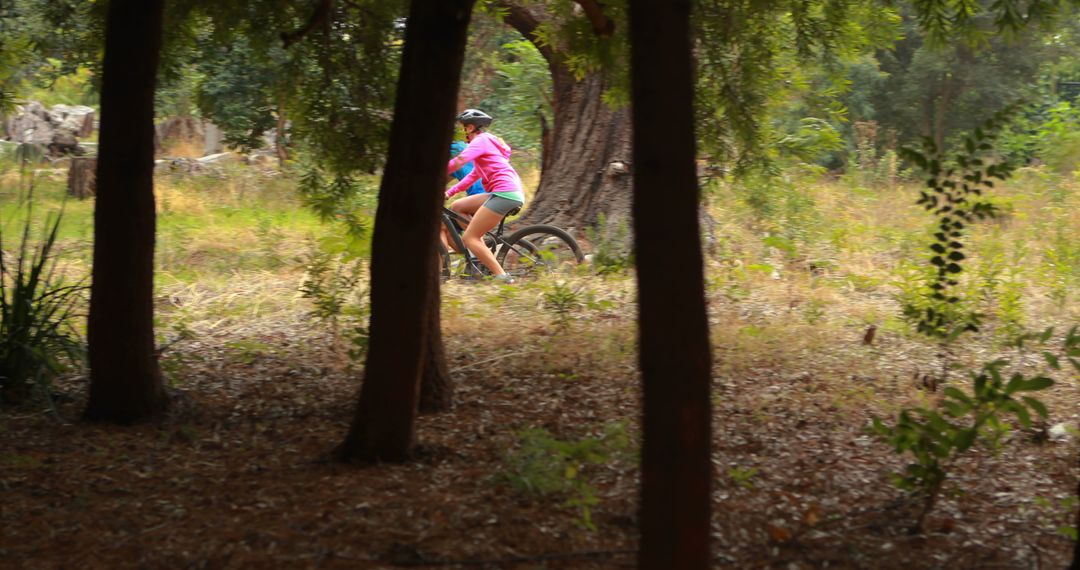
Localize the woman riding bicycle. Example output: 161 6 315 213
444 109 526 283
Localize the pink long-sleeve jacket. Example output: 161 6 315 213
445 132 524 200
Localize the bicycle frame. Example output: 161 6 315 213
440 207 512 257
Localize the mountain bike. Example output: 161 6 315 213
439 206 584 281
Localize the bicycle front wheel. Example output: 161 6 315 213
496 224 584 279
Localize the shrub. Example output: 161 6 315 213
585 213 633 275
0 191 86 406
502 423 632 530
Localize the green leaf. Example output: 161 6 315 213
1011 402 1032 428
1021 396 1049 419
1022 376 1054 392
943 386 972 404
1042 352 1060 370
954 428 977 451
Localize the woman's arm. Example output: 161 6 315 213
446 166 482 198
447 135 490 175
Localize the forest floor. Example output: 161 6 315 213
1 167 1078 568
2 267 1078 569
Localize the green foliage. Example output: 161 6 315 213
1031 102 1080 175
1032 495 1079 541
502 423 632 531
178 0 404 175
872 327 1079 530
731 174 822 244
462 20 552 155
871 359 1050 493
0 0 105 106
296 165 373 247
897 107 1020 342
585 214 633 275
776 118 846 165
298 243 369 361
728 465 759 489
542 281 581 331
0 183 86 407
193 36 292 151
695 0 900 170
1040 226 1080 308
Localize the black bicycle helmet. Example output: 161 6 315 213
456 108 493 128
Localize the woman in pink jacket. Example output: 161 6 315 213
445 109 525 283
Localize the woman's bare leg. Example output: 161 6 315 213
440 224 455 253
450 193 489 217
462 205 507 276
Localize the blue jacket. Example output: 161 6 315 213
450 141 486 196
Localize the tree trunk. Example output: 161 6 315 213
275 91 289 167
629 0 712 568
500 4 633 232
67 157 97 199
336 0 473 462
418 263 452 414
84 0 168 423
1072 445 1080 570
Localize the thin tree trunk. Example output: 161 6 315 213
500 3 633 232
336 0 473 462
84 0 168 423
933 74 954 152
629 0 712 568
275 91 289 167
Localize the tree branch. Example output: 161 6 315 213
494 1 554 64
572 0 614 36
281 0 333 48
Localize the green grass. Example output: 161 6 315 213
0 158 1076 371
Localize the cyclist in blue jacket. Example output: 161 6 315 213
450 140 485 196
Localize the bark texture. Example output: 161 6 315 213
1073 460 1080 570
629 0 712 567
337 0 473 462
419 263 452 414
84 0 168 423
500 3 633 232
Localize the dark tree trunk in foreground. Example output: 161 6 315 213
84 0 168 423
337 0 473 462
629 0 712 567
419 267 452 414
1072 464 1080 570
500 3 633 232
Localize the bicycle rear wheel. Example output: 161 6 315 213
496 225 584 279
436 242 451 281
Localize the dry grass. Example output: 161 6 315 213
0 162 1077 568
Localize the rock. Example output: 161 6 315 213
196 152 235 164
48 105 95 138
4 101 54 145
2 101 93 156
1048 423 1072 442
48 131 82 156
155 116 205 157
204 122 224 155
